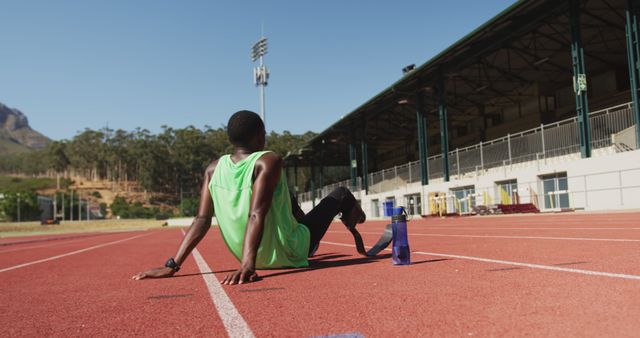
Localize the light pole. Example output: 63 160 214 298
251 37 269 124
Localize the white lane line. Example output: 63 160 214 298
320 240 640 281
333 227 640 231
0 232 152 273
181 230 255 338
412 227 640 230
412 251 640 280
327 231 640 243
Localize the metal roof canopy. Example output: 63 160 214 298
286 0 629 169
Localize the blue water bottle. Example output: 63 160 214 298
391 207 411 265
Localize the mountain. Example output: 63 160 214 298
0 101 51 153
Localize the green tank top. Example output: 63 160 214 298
209 151 310 269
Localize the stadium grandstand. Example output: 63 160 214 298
284 0 640 218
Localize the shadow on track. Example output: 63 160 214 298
259 254 451 280
170 254 451 280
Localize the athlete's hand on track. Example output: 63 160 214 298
222 267 259 285
131 267 175 280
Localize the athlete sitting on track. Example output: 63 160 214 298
132 110 365 285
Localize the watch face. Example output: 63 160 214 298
165 258 178 270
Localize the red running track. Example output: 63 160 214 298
2 212 640 337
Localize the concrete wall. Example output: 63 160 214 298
167 217 217 227
299 148 640 219
612 125 638 150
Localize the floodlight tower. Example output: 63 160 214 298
251 37 269 124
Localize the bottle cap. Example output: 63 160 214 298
392 207 407 222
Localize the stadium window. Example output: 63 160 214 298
539 172 569 210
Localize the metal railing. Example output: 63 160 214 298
297 177 362 203
297 102 637 202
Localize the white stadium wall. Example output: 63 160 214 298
298 149 640 219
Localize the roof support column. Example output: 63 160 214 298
437 74 451 182
361 141 369 194
416 93 429 186
626 0 640 148
570 0 592 158
361 119 369 194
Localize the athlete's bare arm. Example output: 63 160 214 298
132 160 218 280
221 152 283 285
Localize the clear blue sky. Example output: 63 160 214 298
1 0 517 140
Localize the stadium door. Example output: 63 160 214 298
450 186 475 214
404 194 422 216
540 173 569 210
371 199 380 218
496 179 518 205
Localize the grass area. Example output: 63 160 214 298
0 175 62 192
0 219 168 238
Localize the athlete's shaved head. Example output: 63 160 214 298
227 110 265 147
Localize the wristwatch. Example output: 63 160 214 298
164 257 180 272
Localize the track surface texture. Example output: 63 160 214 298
2 212 640 337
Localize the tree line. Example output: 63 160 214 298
0 126 319 199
